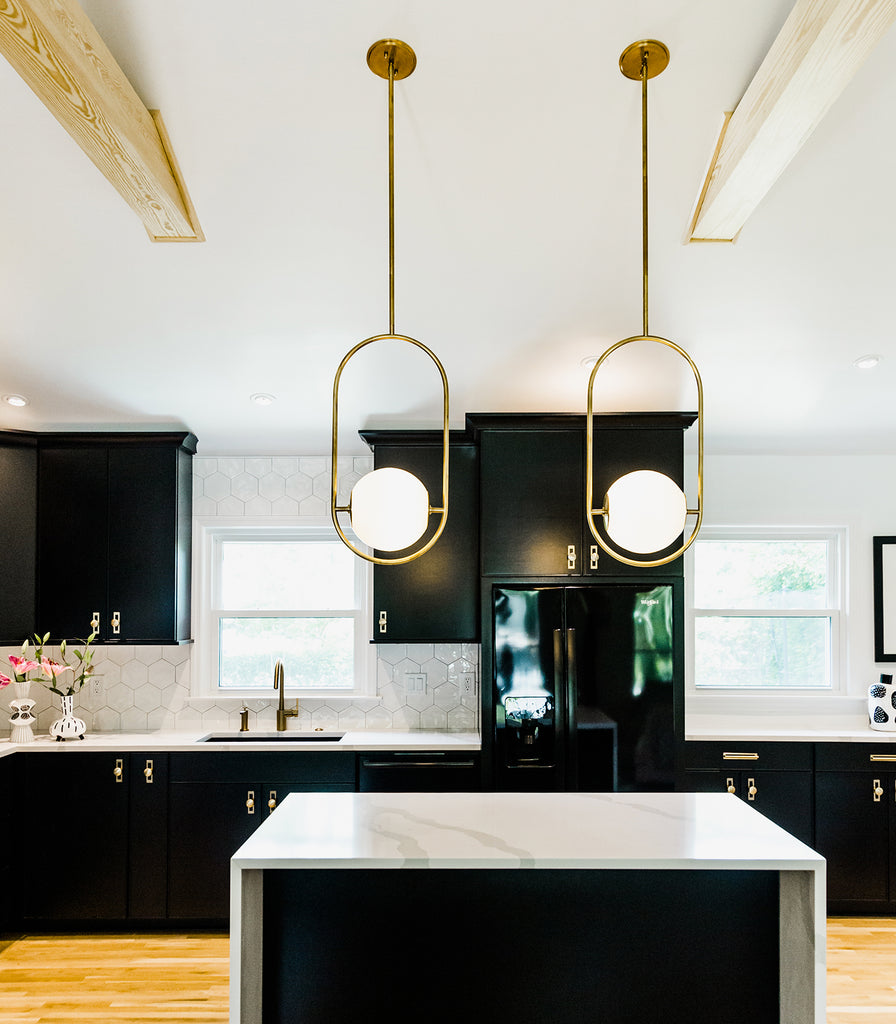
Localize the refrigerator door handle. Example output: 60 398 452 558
566 627 578 788
552 628 564 700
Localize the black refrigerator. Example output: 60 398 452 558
490 582 680 792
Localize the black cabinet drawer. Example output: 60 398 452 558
358 752 481 792
169 751 356 785
681 741 814 771
816 743 896 771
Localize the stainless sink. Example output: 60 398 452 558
197 731 346 743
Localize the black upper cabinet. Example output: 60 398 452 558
37 432 196 643
472 414 694 577
360 431 479 642
0 433 37 643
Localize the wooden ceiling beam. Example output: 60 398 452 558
0 0 203 241
686 0 896 243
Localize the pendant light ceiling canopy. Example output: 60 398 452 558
586 40 704 568
330 40 450 565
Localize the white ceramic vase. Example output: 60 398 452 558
9 697 36 743
868 675 896 732
50 693 86 741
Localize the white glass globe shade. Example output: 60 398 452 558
350 468 430 551
605 470 687 553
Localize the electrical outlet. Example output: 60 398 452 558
459 672 476 696
405 672 426 694
90 676 103 700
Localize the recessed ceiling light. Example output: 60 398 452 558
854 354 881 370
250 393 276 406
3 394 29 407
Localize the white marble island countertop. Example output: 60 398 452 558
232 789 824 872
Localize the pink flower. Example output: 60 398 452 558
40 657 71 678
0 673 10 687
9 655 40 680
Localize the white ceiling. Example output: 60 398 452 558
0 0 893 457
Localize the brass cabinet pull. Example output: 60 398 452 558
870 754 896 762
726 777 736 794
246 791 255 814
874 778 884 802
143 760 153 784
111 611 121 635
90 611 100 631
567 545 577 571
747 778 757 801
113 758 123 782
722 752 759 761
378 611 387 634
268 791 277 812
589 545 599 570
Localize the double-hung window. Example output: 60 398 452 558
194 521 373 698
687 528 844 693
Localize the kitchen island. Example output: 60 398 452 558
230 790 825 1024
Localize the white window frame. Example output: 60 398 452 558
685 526 846 699
192 517 375 700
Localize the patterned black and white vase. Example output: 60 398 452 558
868 674 896 732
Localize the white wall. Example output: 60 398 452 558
687 452 896 730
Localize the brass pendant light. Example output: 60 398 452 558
330 40 450 566
586 40 704 567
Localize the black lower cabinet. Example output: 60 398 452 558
358 752 481 791
17 752 131 922
678 743 814 847
815 744 896 913
0 755 14 931
167 752 356 920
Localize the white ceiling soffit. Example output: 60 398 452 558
0 0 202 241
687 0 896 242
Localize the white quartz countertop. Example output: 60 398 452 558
231 790 824 872
0 730 480 759
685 727 896 743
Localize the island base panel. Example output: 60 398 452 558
261 868 780 1024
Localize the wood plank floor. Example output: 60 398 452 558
0 919 892 1022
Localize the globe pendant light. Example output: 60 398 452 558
586 40 704 568
331 40 449 565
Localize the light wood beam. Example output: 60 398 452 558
687 0 896 242
0 0 203 241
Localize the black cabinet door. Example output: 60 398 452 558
815 771 892 905
36 434 194 643
0 437 37 643
480 429 584 576
371 442 479 641
0 756 13 928
167 781 261 920
128 752 168 919
683 768 814 847
18 752 129 921
37 446 109 640
107 445 192 642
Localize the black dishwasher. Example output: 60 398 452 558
358 751 481 791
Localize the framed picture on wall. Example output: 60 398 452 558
873 536 896 661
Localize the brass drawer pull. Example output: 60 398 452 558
722 752 759 761
870 754 896 762
747 778 757 801
874 778 884 802
726 777 736 794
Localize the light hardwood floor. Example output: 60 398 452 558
0 919 892 1022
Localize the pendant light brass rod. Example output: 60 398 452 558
388 56 396 335
641 52 649 339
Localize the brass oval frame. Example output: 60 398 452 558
331 333 450 566
585 334 704 568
